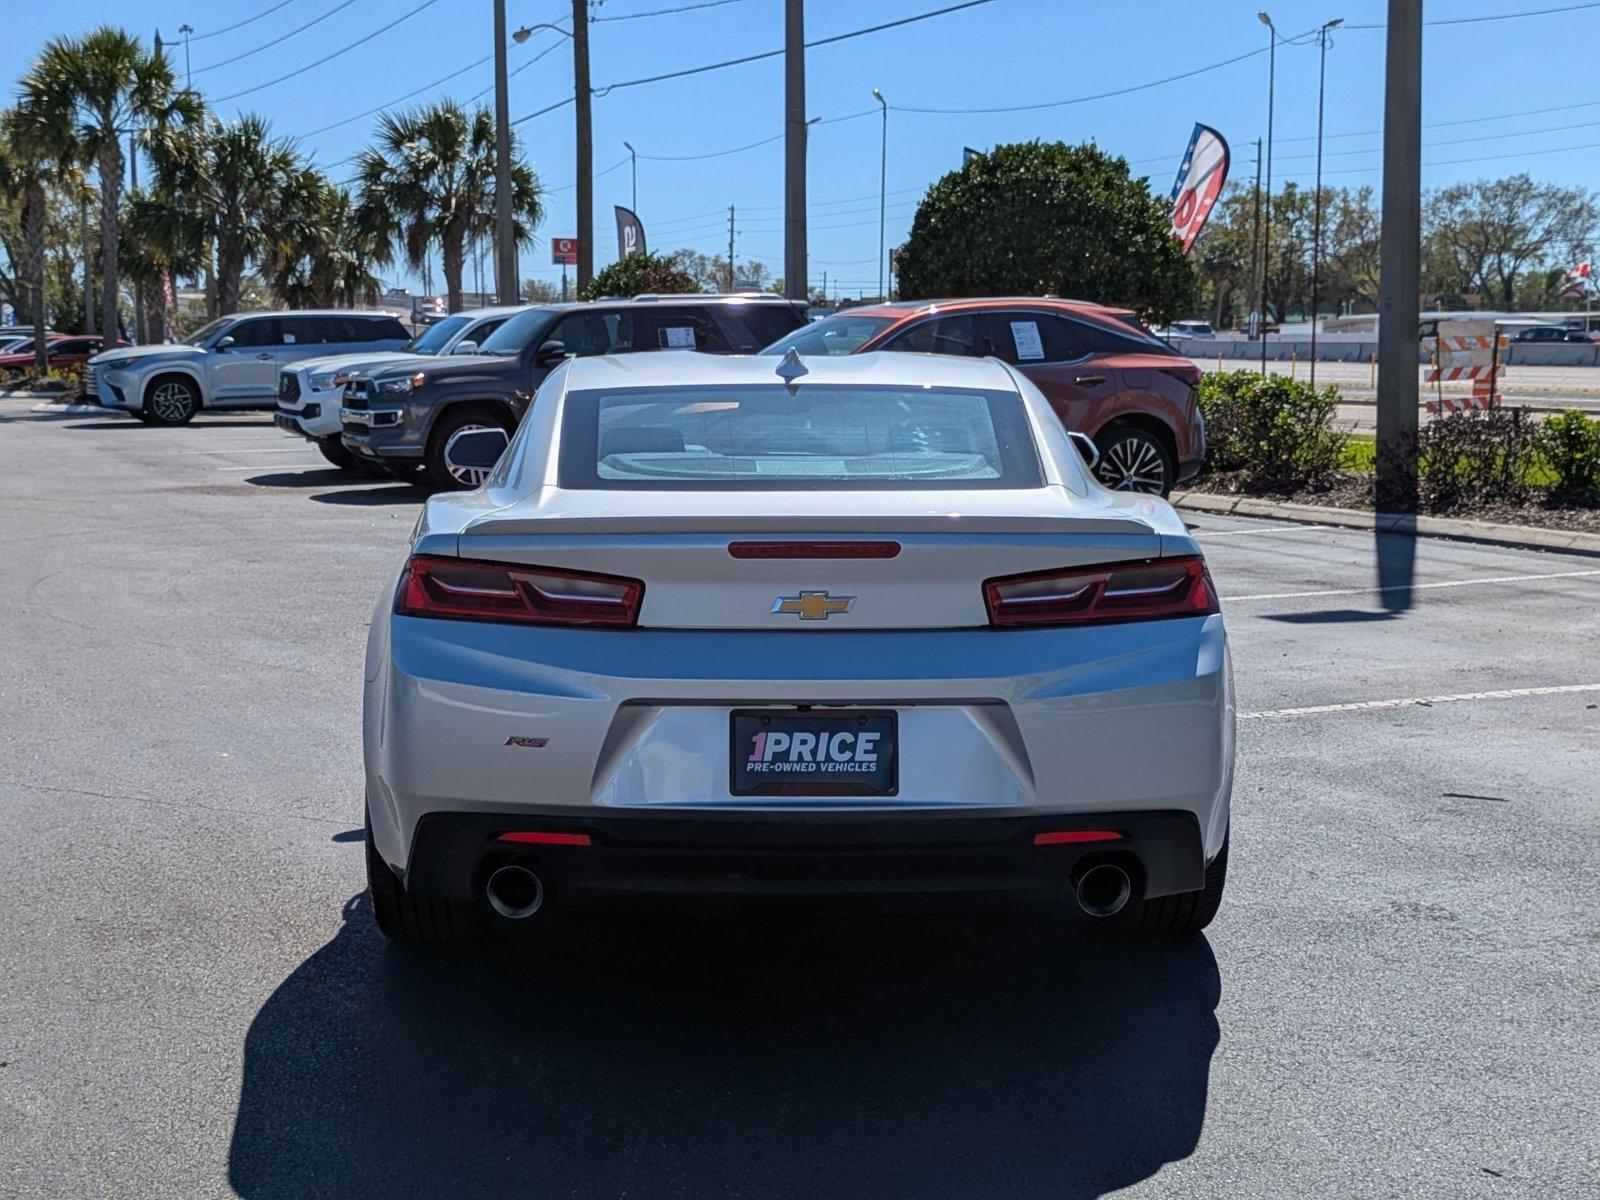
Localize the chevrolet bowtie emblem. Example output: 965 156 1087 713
772 591 855 620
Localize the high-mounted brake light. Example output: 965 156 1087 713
728 541 901 560
395 555 642 627
984 555 1218 628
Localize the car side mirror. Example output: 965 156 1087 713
444 427 510 481
215 335 235 351
535 339 568 366
453 339 478 356
1068 431 1100 470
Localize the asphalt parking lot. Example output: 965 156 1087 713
2 399 1597 1199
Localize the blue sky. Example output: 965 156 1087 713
9 0 1600 297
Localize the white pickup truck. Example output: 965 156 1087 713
273 305 527 473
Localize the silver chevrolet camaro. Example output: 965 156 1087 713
362 349 1235 942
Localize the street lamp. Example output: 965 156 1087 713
873 87 888 301
623 140 636 213
1257 11 1276 374
1309 17 1343 389
177 23 193 91
495 15 572 304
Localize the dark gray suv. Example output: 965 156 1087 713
341 294 808 488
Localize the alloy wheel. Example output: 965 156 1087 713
446 423 498 487
150 381 196 423
1095 434 1168 494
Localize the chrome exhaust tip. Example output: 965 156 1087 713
1075 863 1132 918
485 865 544 920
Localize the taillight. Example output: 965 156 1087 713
984 555 1218 628
395 555 642 627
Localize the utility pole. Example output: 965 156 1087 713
727 206 736 292
1377 0 1422 512
783 0 806 302
177 24 193 90
1248 139 1262 346
873 88 888 301
493 0 518 304
1258 12 1277 373
573 0 593 290
1310 18 1343 389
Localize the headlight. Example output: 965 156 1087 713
97 357 134 372
376 372 427 396
308 372 339 392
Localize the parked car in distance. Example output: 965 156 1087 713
0 334 123 379
362 350 1233 943
342 293 809 489
87 310 411 425
276 305 529 473
1562 329 1596 343
762 298 1205 496
1154 320 1215 339
1511 324 1569 344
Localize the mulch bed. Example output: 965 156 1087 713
1191 473 1600 536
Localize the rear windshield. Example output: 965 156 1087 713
559 384 1041 490
760 314 894 356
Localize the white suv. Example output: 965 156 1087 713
275 305 526 473
88 311 412 425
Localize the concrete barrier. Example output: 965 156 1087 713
1171 335 1600 368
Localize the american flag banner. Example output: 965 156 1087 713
1168 124 1230 253
1560 261 1592 297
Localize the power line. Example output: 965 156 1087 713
193 0 363 75
593 0 747 20
214 0 444 104
516 0 995 121
188 0 299 42
1344 0 1600 28
465 31 568 105
298 54 492 139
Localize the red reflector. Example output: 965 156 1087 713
985 555 1219 629
1033 830 1124 846
496 831 592 846
728 541 901 560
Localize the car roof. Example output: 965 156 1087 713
840 297 1138 324
560 349 1019 392
227 309 405 320
458 304 534 320
538 294 801 313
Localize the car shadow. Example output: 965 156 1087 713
245 469 355 488
228 895 1220 1199
1262 608 1402 624
308 485 425 506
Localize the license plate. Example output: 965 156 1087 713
730 709 897 796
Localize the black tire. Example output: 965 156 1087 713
316 436 386 477
365 811 484 944
1093 422 1176 497
1122 835 1228 937
424 406 513 491
143 374 201 425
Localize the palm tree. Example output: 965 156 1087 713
17 25 200 340
264 172 382 308
354 100 542 313
122 185 204 341
0 114 52 364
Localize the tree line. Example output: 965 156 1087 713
0 25 545 373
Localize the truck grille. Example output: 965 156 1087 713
279 372 300 404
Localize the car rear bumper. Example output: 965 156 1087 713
365 614 1236 898
401 807 1208 912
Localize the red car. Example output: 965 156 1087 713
0 334 123 377
766 298 1205 495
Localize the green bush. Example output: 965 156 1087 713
1416 406 1537 511
1195 370 1347 492
579 252 699 301
1535 409 1600 504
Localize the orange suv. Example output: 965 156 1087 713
765 298 1204 495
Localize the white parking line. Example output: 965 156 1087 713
172 447 307 456
1194 523 1335 538
1223 567 1600 603
1241 682 1600 720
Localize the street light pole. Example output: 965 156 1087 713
623 141 637 213
1309 18 1343 390
492 0 518 304
1257 11 1277 374
873 87 887 301
573 0 593 290
177 23 193 91
783 0 807 302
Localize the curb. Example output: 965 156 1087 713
1171 490 1600 559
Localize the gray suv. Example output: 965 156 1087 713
341 294 808 488
88 310 411 425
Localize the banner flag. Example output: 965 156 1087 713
614 206 646 259
1168 123 1230 253
1561 261 1592 297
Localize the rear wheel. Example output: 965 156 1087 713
424 406 513 490
1093 423 1175 497
1122 835 1228 937
365 812 484 944
144 375 200 425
